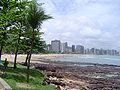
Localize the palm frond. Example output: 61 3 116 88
27 0 52 29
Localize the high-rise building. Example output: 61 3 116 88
95 49 100 55
76 45 84 54
106 50 112 55
61 42 68 53
72 45 75 52
116 51 119 55
111 49 117 55
85 48 90 54
51 40 61 53
46 44 52 51
67 46 72 53
104 50 107 55
99 49 105 55
91 48 95 54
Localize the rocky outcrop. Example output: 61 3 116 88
30 61 120 90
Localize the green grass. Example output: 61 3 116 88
0 63 56 90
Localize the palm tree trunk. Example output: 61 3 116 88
13 0 22 69
24 52 29 66
27 28 35 83
14 34 20 69
0 45 3 59
0 32 6 59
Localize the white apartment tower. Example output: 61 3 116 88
76 45 84 54
61 42 68 53
51 40 61 53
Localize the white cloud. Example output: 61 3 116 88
80 27 101 38
39 0 120 49
61 32 72 37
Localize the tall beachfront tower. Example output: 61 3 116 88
61 42 68 53
72 45 75 52
76 45 84 54
51 40 61 53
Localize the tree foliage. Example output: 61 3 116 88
0 0 52 82
0 0 50 60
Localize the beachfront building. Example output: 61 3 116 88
99 49 104 55
66 46 72 53
51 40 61 53
111 49 117 55
46 44 52 51
106 50 112 55
61 42 68 53
47 40 120 55
85 48 90 54
76 45 84 54
72 45 75 52
90 48 95 54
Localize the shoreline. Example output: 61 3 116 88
1 54 69 63
31 60 120 90
2 54 120 66
2 54 120 89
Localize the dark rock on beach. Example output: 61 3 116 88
30 60 120 90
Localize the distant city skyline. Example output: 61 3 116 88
46 39 120 50
38 0 120 50
46 40 120 55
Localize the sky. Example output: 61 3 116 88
38 0 120 50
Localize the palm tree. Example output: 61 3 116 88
26 0 52 83
13 0 31 69
0 0 13 59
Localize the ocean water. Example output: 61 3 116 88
53 55 120 66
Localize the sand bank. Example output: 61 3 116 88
1 54 69 63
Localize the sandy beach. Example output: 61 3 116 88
1 54 69 63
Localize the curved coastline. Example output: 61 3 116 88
1 54 120 89
31 56 120 90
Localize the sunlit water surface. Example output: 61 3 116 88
52 55 120 66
